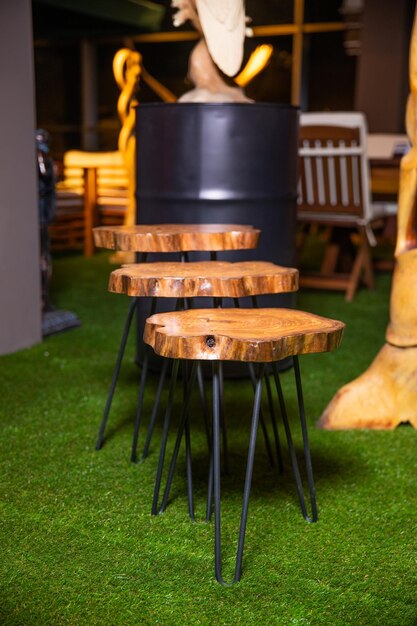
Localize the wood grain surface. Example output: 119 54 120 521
144 308 345 362
93 224 260 252
109 261 298 297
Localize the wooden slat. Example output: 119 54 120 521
298 125 363 216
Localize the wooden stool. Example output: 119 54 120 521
93 224 260 459
98 260 298 465
144 307 345 584
93 223 261 254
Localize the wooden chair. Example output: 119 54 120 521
53 150 129 256
297 112 392 301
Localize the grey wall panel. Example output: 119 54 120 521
0 0 42 354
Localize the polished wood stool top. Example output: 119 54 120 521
144 308 345 363
93 223 260 252
109 261 298 298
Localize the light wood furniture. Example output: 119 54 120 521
298 112 393 301
145 307 344 361
109 261 298 298
53 150 129 256
94 223 262 462
99 258 297 463
145 307 344 584
93 223 260 253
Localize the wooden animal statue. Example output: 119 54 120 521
319 8 417 429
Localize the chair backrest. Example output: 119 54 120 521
59 150 129 211
298 112 373 221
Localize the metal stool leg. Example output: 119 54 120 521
95 296 138 450
272 361 317 523
293 356 317 522
213 361 265 585
141 358 170 460
196 363 210 446
152 359 180 515
247 363 275 468
131 297 157 462
218 361 229 475
206 453 214 522
131 346 150 462
264 368 284 473
183 361 194 520
212 297 228 475
158 362 198 518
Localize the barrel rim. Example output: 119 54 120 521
135 102 299 112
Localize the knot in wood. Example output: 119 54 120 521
205 335 216 348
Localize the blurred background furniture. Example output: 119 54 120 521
52 150 129 256
368 133 408 198
297 112 395 301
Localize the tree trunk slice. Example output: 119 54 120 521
109 261 298 298
144 308 345 362
93 224 260 252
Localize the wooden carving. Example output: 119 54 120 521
113 48 142 227
144 308 345 363
319 8 417 429
172 0 252 102
93 223 260 252
109 260 298 298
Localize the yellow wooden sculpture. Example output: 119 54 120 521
319 9 417 429
113 48 142 227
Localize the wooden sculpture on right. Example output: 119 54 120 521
319 10 417 429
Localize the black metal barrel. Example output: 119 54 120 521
135 102 299 372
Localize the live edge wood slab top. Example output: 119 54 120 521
109 261 299 298
93 224 260 252
144 308 345 363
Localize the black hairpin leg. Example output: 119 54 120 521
131 297 158 463
264 368 284 473
247 363 275 468
158 361 198 519
233 297 274 469
134 296 185 462
197 364 210 446
206 454 214 522
141 358 170 460
152 359 180 515
212 297 228 475
218 361 229 475
95 296 138 450
271 359 317 523
183 361 194 519
212 361 265 585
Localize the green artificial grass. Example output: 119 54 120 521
1 252 417 625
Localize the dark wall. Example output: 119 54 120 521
355 0 414 132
